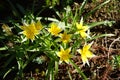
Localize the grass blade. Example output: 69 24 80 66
69 59 88 80
84 0 110 19
79 0 88 16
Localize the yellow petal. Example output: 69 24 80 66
29 22 39 35
35 21 43 30
20 25 27 30
76 23 82 29
86 50 94 58
83 26 88 31
83 45 90 52
49 23 61 36
60 32 71 43
56 52 61 57
80 31 87 38
20 22 39 40
77 49 82 54
56 47 71 64
65 48 71 54
23 30 35 40
81 54 88 65
65 59 70 64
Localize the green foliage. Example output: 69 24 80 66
0 0 117 80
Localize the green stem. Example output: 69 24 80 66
69 59 88 80
55 61 58 76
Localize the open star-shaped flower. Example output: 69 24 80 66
77 43 95 66
56 46 71 64
59 32 71 43
48 23 62 36
76 17 88 38
20 21 43 40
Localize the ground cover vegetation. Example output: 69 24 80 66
0 0 120 80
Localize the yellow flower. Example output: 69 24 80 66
56 46 71 64
76 18 88 38
21 22 39 40
77 43 95 66
35 20 43 31
59 32 71 43
48 23 62 36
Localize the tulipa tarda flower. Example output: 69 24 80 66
56 46 71 64
59 32 71 43
48 23 62 36
76 17 89 38
77 43 95 66
20 21 42 41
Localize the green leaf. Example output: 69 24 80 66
87 34 115 41
46 60 55 79
69 59 88 80
3 67 15 79
79 0 88 16
88 20 115 29
44 17 59 22
55 61 58 76
84 0 110 19
0 46 8 51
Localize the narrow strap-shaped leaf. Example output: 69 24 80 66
0 46 8 51
69 59 88 80
3 67 15 79
84 0 110 20
79 0 88 17
87 34 115 41
87 20 115 29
